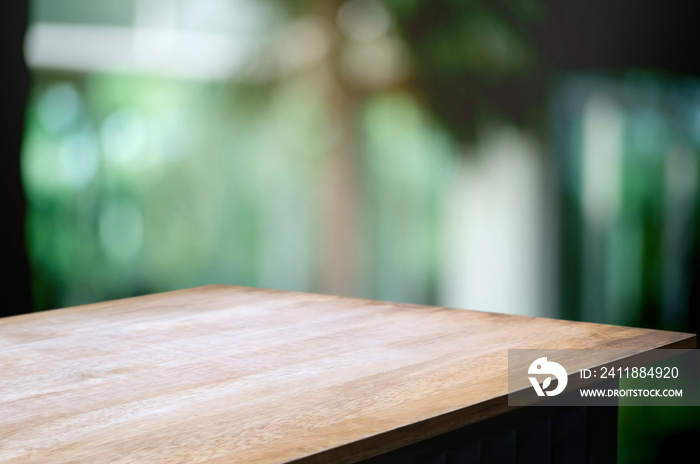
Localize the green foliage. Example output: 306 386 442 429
384 0 548 140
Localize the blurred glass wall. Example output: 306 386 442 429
23 0 450 310
22 0 554 319
21 0 700 335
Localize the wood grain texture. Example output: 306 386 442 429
0 285 695 463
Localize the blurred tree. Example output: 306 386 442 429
386 0 548 141
383 0 700 143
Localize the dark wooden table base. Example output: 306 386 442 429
360 405 618 464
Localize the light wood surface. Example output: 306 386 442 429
0 285 695 463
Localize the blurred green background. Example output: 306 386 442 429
17 0 700 462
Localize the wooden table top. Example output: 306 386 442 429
0 285 695 463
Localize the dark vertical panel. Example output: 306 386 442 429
0 0 33 317
421 453 447 464
517 417 552 464
482 429 516 464
587 407 618 464
448 442 480 464
552 407 587 464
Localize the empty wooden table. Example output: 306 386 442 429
0 285 695 463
